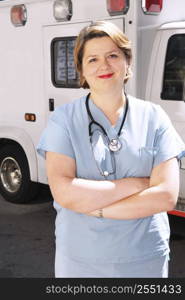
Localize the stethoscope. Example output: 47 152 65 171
85 93 129 152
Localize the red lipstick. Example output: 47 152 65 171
98 73 114 79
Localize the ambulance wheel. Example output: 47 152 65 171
0 144 39 203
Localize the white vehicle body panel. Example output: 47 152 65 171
0 0 185 214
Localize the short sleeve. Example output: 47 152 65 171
37 107 75 160
153 106 185 167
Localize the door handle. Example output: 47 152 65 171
49 98 55 111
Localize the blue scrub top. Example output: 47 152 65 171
37 95 185 263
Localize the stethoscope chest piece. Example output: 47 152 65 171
108 138 122 152
86 92 128 157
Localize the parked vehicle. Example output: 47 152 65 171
0 0 185 217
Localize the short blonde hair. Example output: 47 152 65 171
74 21 132 89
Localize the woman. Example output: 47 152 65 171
37 21 185 278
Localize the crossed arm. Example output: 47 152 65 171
46 151 179 220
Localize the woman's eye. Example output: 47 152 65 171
109 54 118 58
88 58 97 63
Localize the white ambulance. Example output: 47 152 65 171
0 0 185 218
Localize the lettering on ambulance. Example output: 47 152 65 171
51 37 80 88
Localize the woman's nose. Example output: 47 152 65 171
99 58 110 70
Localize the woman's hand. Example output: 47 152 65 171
88 158 179 220
46 151 151 214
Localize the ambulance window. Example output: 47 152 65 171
161 34 185 101
51 37 80 88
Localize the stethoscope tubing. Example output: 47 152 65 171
85 92 129 177
85 92 129 145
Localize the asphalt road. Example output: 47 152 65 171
0 186 185 278
0 185 56 278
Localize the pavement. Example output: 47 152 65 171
0 185 56 278
0 185 185 278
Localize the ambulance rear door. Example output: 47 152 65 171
42 17 125 117
42 21 91 116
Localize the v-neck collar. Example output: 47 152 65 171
88 95 126 134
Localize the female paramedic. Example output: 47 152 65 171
37 21 185 278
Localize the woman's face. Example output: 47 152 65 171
82 36 128 93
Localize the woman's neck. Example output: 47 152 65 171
90 90 126 125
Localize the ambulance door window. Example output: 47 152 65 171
51 37 80 88
161 34 185 101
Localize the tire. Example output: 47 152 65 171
0 144 39 203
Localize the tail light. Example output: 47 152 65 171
10 5 27 27
142 0 163 14
106 0 129 16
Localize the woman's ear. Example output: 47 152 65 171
124 65 130 78
124 65 132 83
